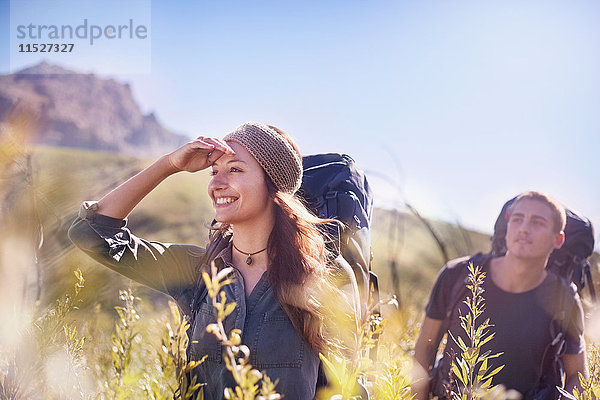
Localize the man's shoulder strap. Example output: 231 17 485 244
548 271 577 341
532 271 578 390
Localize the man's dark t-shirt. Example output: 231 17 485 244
425 257 585 396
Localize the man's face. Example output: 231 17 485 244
505 199 565 262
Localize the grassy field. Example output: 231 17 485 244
1 145 599 399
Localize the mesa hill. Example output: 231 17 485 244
0 62 188 156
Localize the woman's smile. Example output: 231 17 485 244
214 196 239 206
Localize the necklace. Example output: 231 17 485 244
232 242 267 265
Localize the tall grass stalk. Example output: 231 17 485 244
158 301 205 399
317 296 416 400
317 312 385 399
448 263 505 400
202 263 281 400
111 289 139 384
371 360 413 400
560 344 600 400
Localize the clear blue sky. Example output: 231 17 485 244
1 0 599 244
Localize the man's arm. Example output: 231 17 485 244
412 316 444 400
563 352 588 393
562 286 587 394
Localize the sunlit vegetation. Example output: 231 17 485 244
1 139 598 399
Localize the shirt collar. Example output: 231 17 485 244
212 240 233 269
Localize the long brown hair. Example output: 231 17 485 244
267 185 335 352
265 126 336 352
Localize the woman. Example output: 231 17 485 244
68 122 360 399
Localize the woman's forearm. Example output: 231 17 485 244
94 135 233 219
96 154 178 219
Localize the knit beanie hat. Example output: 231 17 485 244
223 122 303 194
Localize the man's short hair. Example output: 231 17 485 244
507 191 566 233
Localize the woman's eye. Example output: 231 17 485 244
209 170 217 176
230 167 241 173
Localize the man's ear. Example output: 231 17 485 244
554 231 565 249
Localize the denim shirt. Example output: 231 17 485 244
68 202 349 399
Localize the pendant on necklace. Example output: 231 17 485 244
233 242 266 266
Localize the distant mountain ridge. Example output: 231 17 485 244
0 62 188 155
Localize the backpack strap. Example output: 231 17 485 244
583 259 597 302
530 274 572 396
550 276 569 371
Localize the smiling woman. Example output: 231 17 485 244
67 121 360 399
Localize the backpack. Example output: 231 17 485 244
299 153 378 319
491 197 596 301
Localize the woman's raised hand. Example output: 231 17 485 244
167 136 235 173
94 136 234 219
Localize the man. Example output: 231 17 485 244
413 191 588 399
